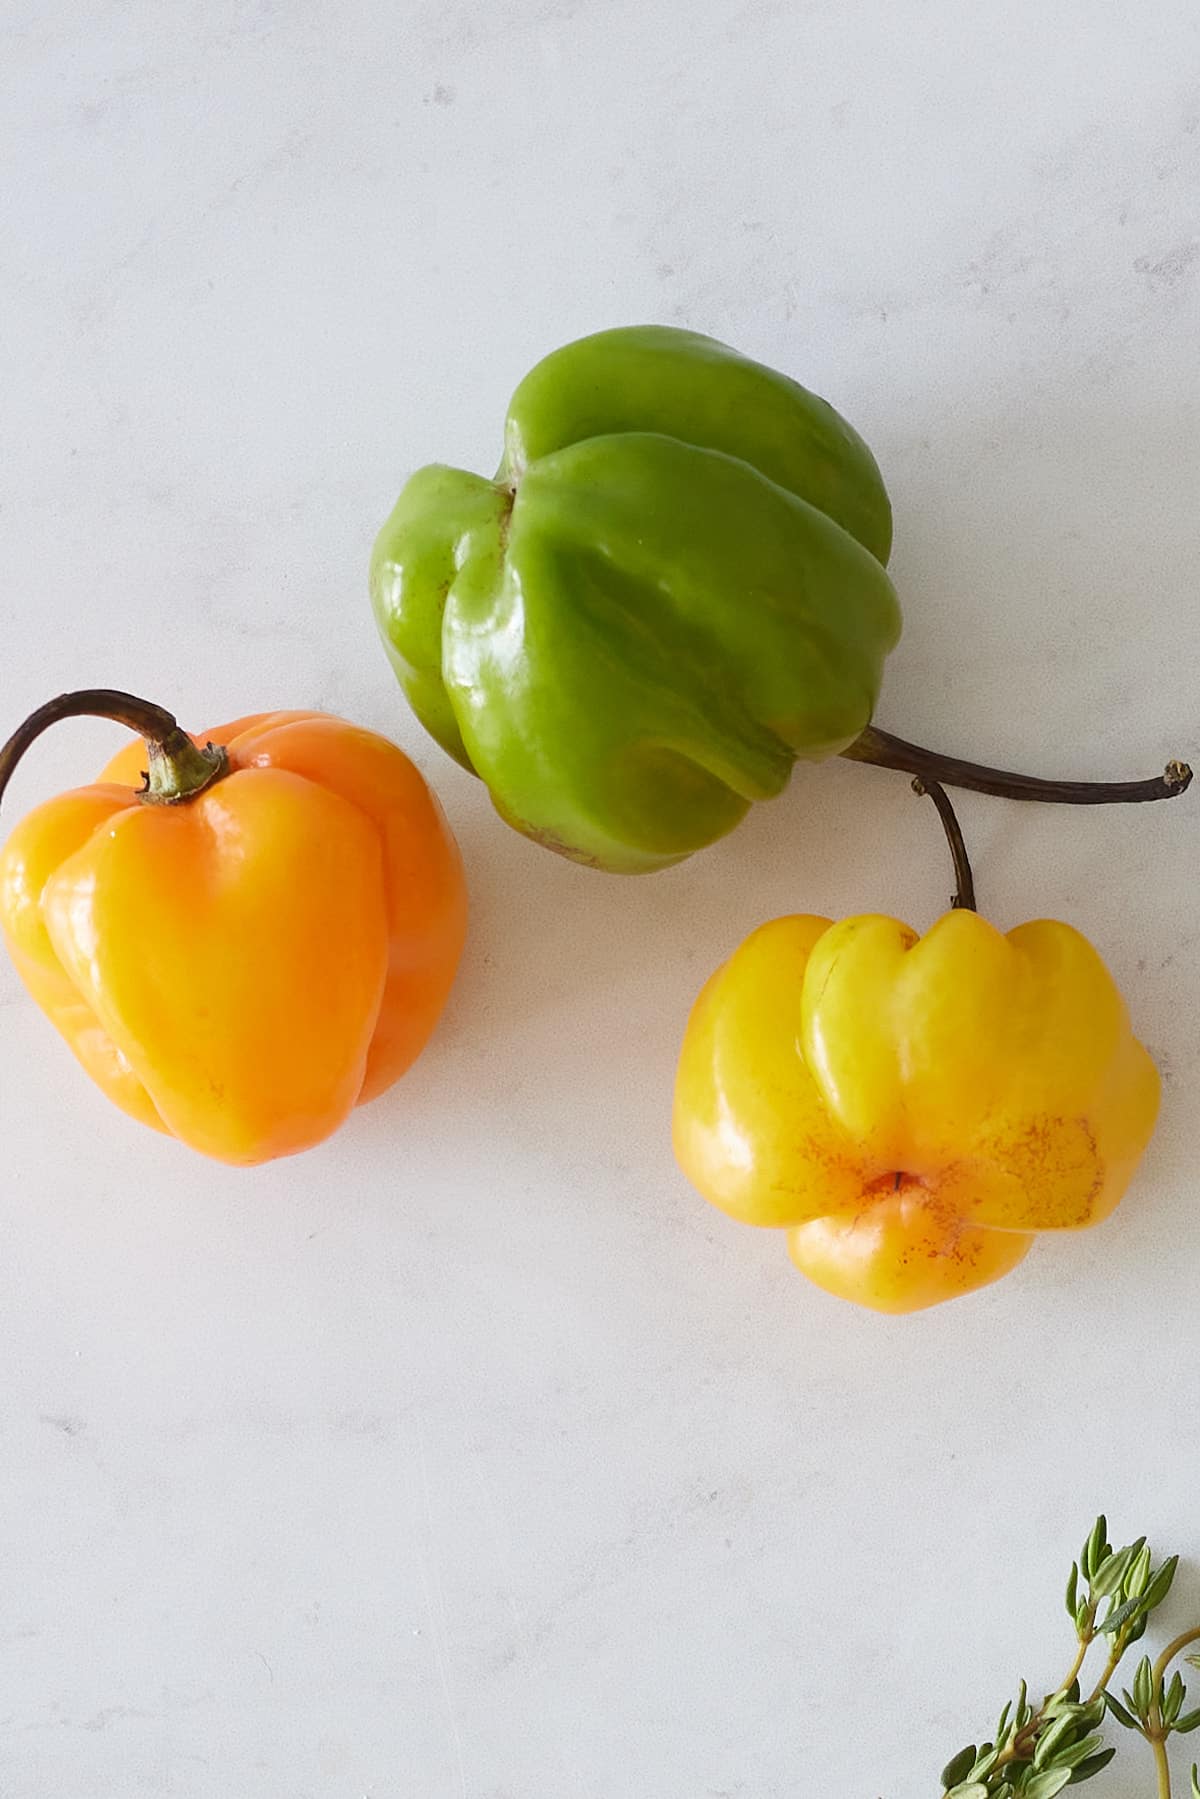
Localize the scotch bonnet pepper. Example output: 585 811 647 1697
0 692 467 1165
672 785 1165 1313
370 324 902 873
371 325 1193 875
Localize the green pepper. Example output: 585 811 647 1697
370 324 901 873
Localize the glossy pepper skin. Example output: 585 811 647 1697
673 909 1159 1312
371 325 901 874
0 711 466 1165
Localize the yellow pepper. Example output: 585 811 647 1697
673 806 1161 1313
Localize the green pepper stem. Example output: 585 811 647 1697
0 689 228 811
846 724 1192 806
913 777 976 912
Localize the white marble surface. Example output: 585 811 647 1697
2 3 1199 1795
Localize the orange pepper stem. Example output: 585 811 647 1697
0 689 229 810
913 776 977 912
845 723 1192 805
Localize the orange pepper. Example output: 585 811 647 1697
0 693 466 1165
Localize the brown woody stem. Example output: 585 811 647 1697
845 724 1192 805
913 777 976 912
0 690 227 811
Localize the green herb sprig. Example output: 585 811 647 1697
939 1518 1200 1799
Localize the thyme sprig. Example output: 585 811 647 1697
940 1518 1200 1799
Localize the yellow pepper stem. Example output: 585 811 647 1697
846 723 1192 805
0 689 228 810
913 777 976 911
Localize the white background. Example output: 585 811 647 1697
3 4 1200 1795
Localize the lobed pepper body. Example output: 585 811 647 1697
371 325 901 873
0 710 466 1164
673 908 1160 1311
